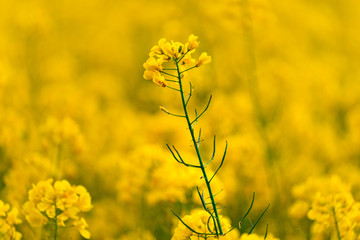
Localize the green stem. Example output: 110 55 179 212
180 66 197 74
332 207 342 240
174 60 223 235
54 202 58 240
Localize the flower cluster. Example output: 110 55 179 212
23 179 93 239
143 34 211 87
171 210 279 240
171 210 237 240
0 200 22 240
290 176 360 239
289 176 351 219
40 116 86 154
239 233 279 240
308 191 360 238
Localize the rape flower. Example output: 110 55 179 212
23 202 48 227
0 200 10 216
196 52 212 67
307 191 357 238
40 116 86 154
187 34 200 51
73 218 91 239
0 200 22 240
23 179 93 238
143 57 163 72
152 70 167 87
291 176 360 238
143 34 211 87
171 210 237 240
239 233 279 240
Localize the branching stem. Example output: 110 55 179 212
174 60 224 235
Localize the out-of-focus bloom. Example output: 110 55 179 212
23 179 93 238
290 176 360 238
289 176 351 219
0 200 22 240
171 210 238 240
73 218 91 239
40 116 86 154
239 233 279 240
307 191 358 238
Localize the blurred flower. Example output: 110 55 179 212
0 200 22 240
23 179 92 238
171 210 238 240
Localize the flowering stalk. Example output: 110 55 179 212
174 59 223 235
143 35 228 237
23 179 93 239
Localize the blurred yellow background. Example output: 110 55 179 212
1 0 360 239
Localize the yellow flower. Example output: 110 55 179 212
0 200 23 239
143 57 163 72
187 34 199 51
180 53 196 66
239 233 279 240
6 207 22 225
23 179 93 238
0 200 10 217
54 180 78 210
152 70 167 87
73 218 91 239
144 35 210 88
23 202 48 227
143 69 167 87
28 179 53 204
158 40 173 57
196 52 211 67
288 200 309 219
171 210 235 240
149 45 162 57
143 70 157 81
75 185 93 212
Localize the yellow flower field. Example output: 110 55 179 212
1 0 360 239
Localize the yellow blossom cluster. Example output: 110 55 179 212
23 179 92 239
0 200 22 240
290 176 360 239
308 191 360 238
171 210 279 240
171 210 238 240
115 145 199 205
239 233 279 240
40 116 86 155
143 34 211 87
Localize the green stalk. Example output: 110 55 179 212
54 202 58 240
332 207 342 240
174 60 223 235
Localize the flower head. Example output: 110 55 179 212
143 34 211 87
23 179 93 238
0 200 22 240
171 210 236 240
